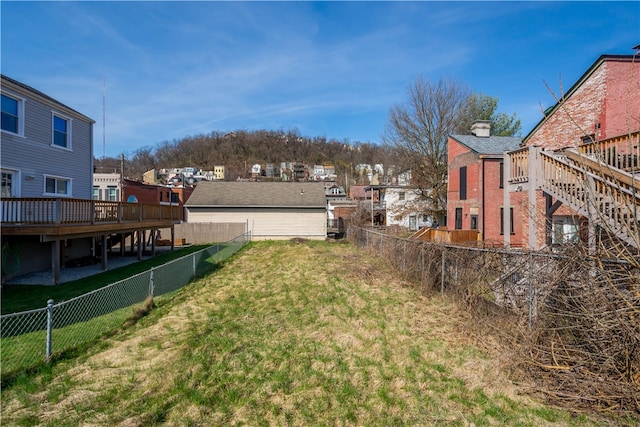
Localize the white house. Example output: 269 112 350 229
384 186 435 231
93 173 122 201
185 181 327 240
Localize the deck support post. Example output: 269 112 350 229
151 228 157 256
137 230 143 260
101 234 108 271
52 240 61 285
528 146 540 249
503 152 511 247
544 194 562 247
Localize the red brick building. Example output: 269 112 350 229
447 120 522 246
124 179 194 221
505 53 640 249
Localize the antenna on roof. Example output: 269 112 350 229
102 76 106 159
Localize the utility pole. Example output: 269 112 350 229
120 153 125 202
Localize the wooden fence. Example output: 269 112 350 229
412 227 481 245
170 222 248 244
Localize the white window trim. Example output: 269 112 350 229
43 174 73 197
1 91 26 137
51 111 73 151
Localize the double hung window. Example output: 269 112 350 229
1 93 24 135
106 186 118 201
52 114 71 149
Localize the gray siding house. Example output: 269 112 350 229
185 181 327 240
1 75 96 279
2 75 181 284
0 75 180 284
1 75 94 200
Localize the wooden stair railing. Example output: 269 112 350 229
579 131 640 174
538 149 639 248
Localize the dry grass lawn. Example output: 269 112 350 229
1 240 601 426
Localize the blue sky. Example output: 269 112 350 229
2 2 639 158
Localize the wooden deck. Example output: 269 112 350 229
1 198 180 238
1 198 182 284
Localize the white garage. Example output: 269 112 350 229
185 181 327 240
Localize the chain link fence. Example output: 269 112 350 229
349 226 640 417
350 226 560 323
1 232 250 379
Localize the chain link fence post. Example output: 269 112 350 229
192 253 196 277
454 258 459 287
149 268 155 298
528 251 533 329
46 299 54 361
402 241 407 274
441 250 445 294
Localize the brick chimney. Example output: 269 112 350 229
470 120 491 137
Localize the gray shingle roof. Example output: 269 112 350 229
185 181 327 208
449 134 522 155
1 74 95 123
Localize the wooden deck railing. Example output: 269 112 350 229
1 198 180 226
579 131 640 172
508 146 529 183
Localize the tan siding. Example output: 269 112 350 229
186 208 326 240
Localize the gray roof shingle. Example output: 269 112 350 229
1 74 95 123
185 181 327 208
450 134 522 155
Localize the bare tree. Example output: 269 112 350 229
382 76 471 215
127 146 157 179
383 77 522 217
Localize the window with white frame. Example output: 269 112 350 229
52 113 72 149
1 93 25 135
93 186 100 200
106 186 118 201
44 175 72 196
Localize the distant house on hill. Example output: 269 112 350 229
185 181 327 240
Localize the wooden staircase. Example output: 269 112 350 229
510 131 640 249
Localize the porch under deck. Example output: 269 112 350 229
1 198 181 284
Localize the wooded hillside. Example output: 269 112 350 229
94 129 404 185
